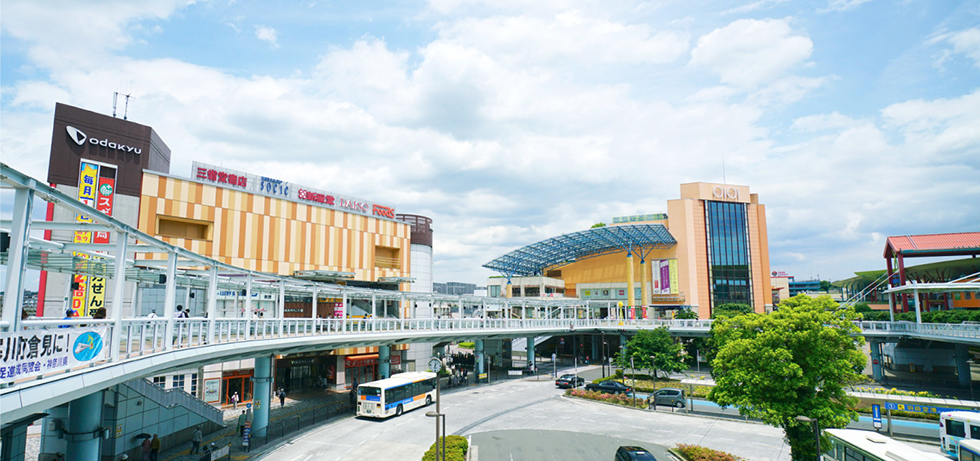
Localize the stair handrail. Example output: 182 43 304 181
127 378 225 425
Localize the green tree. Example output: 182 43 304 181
711 303 753 319
674 309 699 320
820 280 833 292
707 295 865 461
615 327 686 380
591 222 606 228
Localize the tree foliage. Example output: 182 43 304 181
591 222 606 228
674 309 699 320
707 295 866 461
616 327 686 380
711 303 753 319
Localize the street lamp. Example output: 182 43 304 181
795 415 821 461
425 411 446 461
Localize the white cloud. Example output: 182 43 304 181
689 18 813 88
437 11 689 67
822 0 873 12
255 25 279 47
947 28 980 69
791 112 861 132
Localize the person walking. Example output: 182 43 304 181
190 426 203 454
278 388 286 407
237 410 247 436
231 391 239 409
149 434 161 461
141 437 151 461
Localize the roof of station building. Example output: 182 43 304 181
483 224 676 277
884 232 980 258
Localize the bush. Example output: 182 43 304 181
711 303 753 319
675 444 746 461
457 342 475 349
567 388 640 407
422 435 468 461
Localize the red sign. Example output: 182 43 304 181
197 167 247 187
298 189 335 205
391 355 401 366
93 177 115 244
345 354 378 368
372 204 395 219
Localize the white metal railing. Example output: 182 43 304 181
127 378 224 424
11 317 980 389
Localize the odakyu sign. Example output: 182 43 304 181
66 126 142 154
192 161 397 220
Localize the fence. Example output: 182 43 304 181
247 399 354 450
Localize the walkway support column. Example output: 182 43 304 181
206 265 218 343
0 423 29 461
252 355 273 437
65 392 103 461
640 258 649 319
956 344 972 388
913 288 921 324
110 232 129 361
527 336 536 371
869 340 883 382
476 340 485 382
626 251 635 319
379 345 391 379
163 251 178 350
2 186 33 331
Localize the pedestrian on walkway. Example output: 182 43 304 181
149 434 161 461
231 391 239 409
190 426 203 454
141 437 151 460
278 388 286 407
238 410 247 436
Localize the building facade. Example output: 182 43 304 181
486 182 772 318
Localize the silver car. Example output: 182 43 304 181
650 388 685 408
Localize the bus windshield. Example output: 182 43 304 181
358 386 381 398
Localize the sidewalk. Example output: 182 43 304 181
161 390 350 461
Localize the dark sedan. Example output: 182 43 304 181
584 380 633 395
556 374 585 389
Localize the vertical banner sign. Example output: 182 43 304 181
651 260 661 293
668 260 679 295
72 162 100 316
87 170 116 316
872 404 882 429
660 260 671 295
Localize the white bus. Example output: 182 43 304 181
941 411 980 456
960 439 980 461
824 429 947 461
356 372 437 418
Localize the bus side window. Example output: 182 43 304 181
971 424 980 439
950 420 967 438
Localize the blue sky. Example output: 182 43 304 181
2 0 978 286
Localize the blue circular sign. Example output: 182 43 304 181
73 331 104 362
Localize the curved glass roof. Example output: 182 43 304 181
483 224 677 276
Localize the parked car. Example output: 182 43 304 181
615 446 658 461
650 388 686 408
556 374 585 389
585 380 633 395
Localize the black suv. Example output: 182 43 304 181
615 446 657 461
585 380 633 395
556 374 585 389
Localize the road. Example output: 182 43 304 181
257 372 797 461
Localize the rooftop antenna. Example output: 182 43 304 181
722 151 727 185
112 91 134 120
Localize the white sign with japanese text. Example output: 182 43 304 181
0 327 109 383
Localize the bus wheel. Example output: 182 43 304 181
396 405 403 416
426 395 432 406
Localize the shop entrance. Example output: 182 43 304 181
345 354 378 387
223 371 253 404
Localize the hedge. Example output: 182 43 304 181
675 444 746 461
422 435 468 461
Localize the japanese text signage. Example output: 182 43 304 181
71 161 116 317
191 161 396 219
0 328 108 383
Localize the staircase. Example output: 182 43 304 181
126 378 225 426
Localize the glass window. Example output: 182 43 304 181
971 424 980 439
153 376 166 387
358 386 381 397
705 201 752 311
173 374 185 391
191 373 198 394
949 419 967 437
